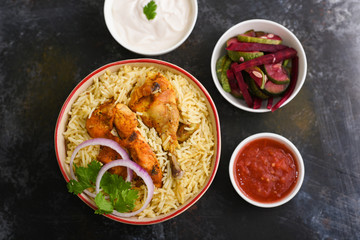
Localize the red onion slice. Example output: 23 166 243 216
95 159 154 218
69 138 133 198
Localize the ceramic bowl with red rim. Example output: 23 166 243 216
229 132 304 208
211 19 307 112
54 59 221 224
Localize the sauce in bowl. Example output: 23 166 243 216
106 0 197 55
234 138 299 203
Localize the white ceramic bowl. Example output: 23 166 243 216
54 59 221 224
104 0 198 56
211 19 307 112
229 132 304 208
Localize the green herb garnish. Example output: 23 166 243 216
67 161 100 194
143 0 157 20
67 161 138 214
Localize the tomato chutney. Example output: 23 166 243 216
234 138 298 203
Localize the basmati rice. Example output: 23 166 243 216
63 65 215 218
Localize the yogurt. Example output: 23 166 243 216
107 0 197 55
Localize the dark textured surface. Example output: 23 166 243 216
1 0 360 239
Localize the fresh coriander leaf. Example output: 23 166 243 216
143 0 157 20
76 161 102 184
99 172 119 197
94 192 113 215
115 188 139 213
67 179 93 195
101 174 132 198
66 161 102 195
100 173 138 213
66 160 139 214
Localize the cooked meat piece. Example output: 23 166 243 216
129 72 184 178
176 122 200 142
97 146 127 178
85 101 163 187
114 104 163 187
86 100 115 139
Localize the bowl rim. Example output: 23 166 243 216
228 132 305 208
54 58 221 224
103 0 198 56
211 18 307 113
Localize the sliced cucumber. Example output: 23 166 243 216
237 34 282 45
263 80 289 96
227 50 264 62
245 66 267 89
283 58 292 77
283 59 290 68
219 58 232 92
248 78 269 99
216 55 228 79
264 63 290 85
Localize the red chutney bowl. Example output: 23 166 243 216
229 133 304 208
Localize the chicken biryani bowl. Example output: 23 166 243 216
55 59 221 224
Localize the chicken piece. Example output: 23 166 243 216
141 89 179 152
129 72 183 178
86 100 115 139
113 103 163 187
86 100 127 178
118 132 162 187
97 146 127 177
176 122 200 142
128 72 173 112
85 101 163 187
113 103 138 139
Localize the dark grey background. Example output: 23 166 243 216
1 0 359 239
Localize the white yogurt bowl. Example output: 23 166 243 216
104 0 198 56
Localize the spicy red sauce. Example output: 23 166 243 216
234 138 298 203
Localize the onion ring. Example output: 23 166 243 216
96 159 154 218
69 138 133 198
